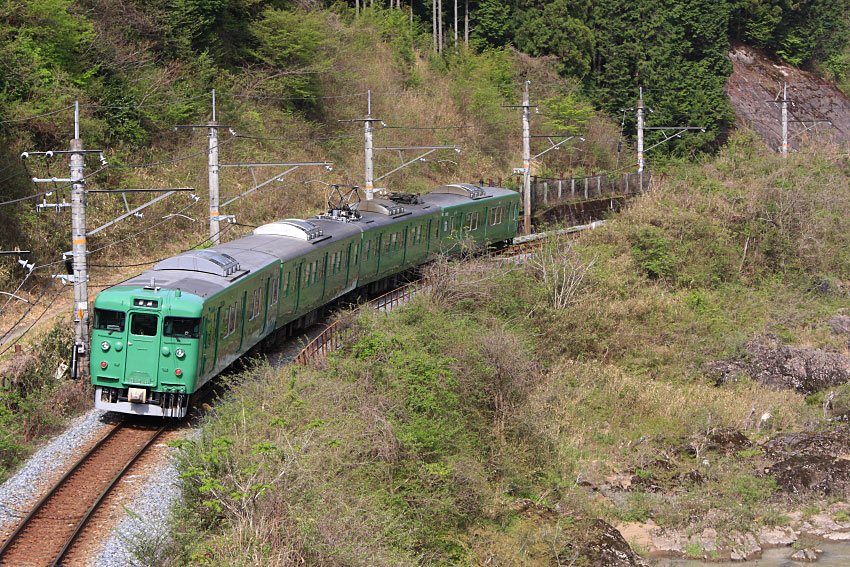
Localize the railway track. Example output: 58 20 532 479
0 420 167 567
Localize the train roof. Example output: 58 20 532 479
104 184 518 300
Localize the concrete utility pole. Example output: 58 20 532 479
24 102 105 378
522 81 532 234
364 90 374 199
636 86 645 190
69 102 88 371
781 82 788 158
208 89 221 244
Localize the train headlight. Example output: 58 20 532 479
175 348 185 359
101 341 110 352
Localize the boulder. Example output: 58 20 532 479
747 334 850 394
767 454 850 495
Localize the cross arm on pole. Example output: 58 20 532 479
531 136 584 160
642 126 705 153
87 191 179 235
375 149 438 182
220 166 300 208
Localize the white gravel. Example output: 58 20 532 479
0 408 112 534
94 451 183 567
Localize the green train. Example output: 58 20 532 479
90 184 520 417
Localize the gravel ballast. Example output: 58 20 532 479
0 409 111 533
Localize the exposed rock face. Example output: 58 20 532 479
726 45 850 152
581 519 649 567
707 333 850 394
767 454 850 495
747 334 850 394
764 425 850 458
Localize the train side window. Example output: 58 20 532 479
490 206 504 226
249 289 259 320
352 243 359 265
365 240 371 260
443 219 449 232
284 272 291 297
270 276 279 306
470 212 480 231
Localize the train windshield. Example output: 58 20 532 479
163 317 200 339
130 313 159 336
94 309 125 332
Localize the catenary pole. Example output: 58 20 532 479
208 89 221 244
364 90 375 199
636 87 645 188
522 81 531 235
781 82 788 157
70 101 89 374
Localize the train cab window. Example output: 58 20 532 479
164 317 200 339
130 313 158 336
94 309 125 332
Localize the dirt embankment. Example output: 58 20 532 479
725 45 850 152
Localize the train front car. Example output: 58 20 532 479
91 285 202 418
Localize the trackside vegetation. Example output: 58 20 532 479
145 135 850 565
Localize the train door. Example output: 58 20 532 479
262 274 271 331
212 305 222 368
125 311 161 388
375 233 384 276
402 225 409 265
293 260 304 313
239 291 247 349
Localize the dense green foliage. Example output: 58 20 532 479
0 320 90 480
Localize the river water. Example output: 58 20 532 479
654 542 850 566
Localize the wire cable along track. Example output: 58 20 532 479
0 421 167 566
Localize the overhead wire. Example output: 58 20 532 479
88 223 236 268
0 164 109 207
0 284 68 357
110 136 236 169
81 92 211 110
0 105 75 125
0 279 59 346
235 132 361 142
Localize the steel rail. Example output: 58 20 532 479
52 424 168 567
0 421 167 566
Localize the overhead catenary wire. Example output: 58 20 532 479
0 105 75 125
88 223 236 268
0 284 68 357
109 136 236 169
379 118 519 130
0 165 109 207
0 279 59 345
235 133 361 142
81 92 211 110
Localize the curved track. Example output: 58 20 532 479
0 420 167 567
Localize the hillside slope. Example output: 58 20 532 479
726 45 850 151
